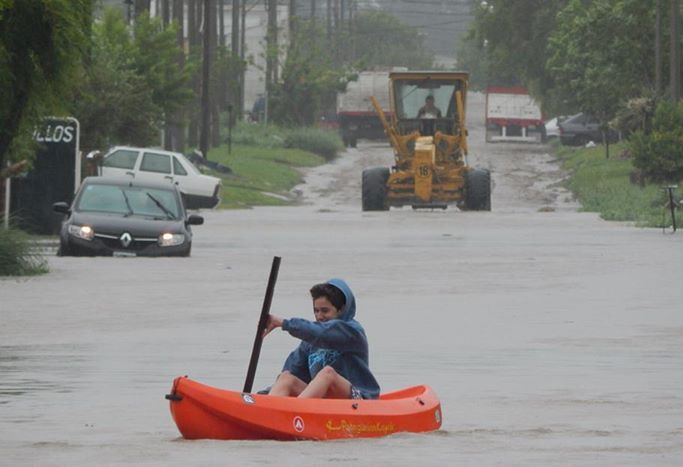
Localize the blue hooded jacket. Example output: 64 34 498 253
280 278 380 399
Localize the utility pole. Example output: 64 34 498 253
672 0 681 101
310 0 315 21
656 0 663 98
200 0 214 158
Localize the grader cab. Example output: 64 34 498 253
362 71 491 211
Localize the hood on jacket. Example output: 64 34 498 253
326 278 356 321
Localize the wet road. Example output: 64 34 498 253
2 94 683 466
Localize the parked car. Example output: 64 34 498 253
558 112 619 146
53 177 204 257
99 146 221 209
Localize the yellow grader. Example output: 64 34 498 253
363 71 491 211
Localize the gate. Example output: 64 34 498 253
9 117 80 234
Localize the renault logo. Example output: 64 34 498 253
120 232 132 248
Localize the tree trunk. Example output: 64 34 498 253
170 0 185 152
161 0 170 26
656 0 663 98
290 0 296 35
310 0 315 20
135 0 151 18
218 0 225 47
187 0 198 147
672 0 680 101
200 0 214 158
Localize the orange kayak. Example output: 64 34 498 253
166 376 442 440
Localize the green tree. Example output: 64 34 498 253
0 0 91 171
351 10 433 70
460 0 567 102
546 0 655 155
70 8 194 152
269 20 354 126
630 99 683 183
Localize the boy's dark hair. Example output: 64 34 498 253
310 283 346 311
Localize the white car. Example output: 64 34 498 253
99 146 221 209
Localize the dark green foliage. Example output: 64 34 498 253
461 0 567 100
283 127 343 161
70 8 194 152
0 0 91 169
0 226 48 276
269 20 353 126
270 11 433 127
547 0 655 119
352 11 433 70
630 100 683 183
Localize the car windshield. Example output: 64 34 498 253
393 79 464 120
76 184 180 219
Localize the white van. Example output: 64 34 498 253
100 146 221 209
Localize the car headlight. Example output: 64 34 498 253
158 233 185 247
68 224 94 241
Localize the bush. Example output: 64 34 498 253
629 100 683 183
0 226 49 276
283 127 343 161
227 122 343 161
230 121 288 148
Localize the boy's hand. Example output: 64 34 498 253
262 314 283 338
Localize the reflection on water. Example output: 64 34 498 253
0 345 88 404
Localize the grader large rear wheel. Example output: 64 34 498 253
465 168 491 211
362 167 390 211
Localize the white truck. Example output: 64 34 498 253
337 70 392 147
485 86 544 143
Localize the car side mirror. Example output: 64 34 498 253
53 202 70 215
187 214 204 226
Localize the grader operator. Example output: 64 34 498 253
362 71 491 211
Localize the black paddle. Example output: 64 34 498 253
243 256 281 393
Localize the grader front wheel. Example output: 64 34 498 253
362 167 390 211
465 168 492 211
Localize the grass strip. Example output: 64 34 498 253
555 142 676 227
207 144 324 209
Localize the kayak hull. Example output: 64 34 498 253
167 376 442 440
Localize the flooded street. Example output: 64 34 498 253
2 93 683 466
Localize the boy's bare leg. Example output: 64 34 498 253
298 366 352 399
269 371 307 397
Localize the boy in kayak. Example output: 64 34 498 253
263 278 380 400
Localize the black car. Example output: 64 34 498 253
558 112 619 146
53 177 203 257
